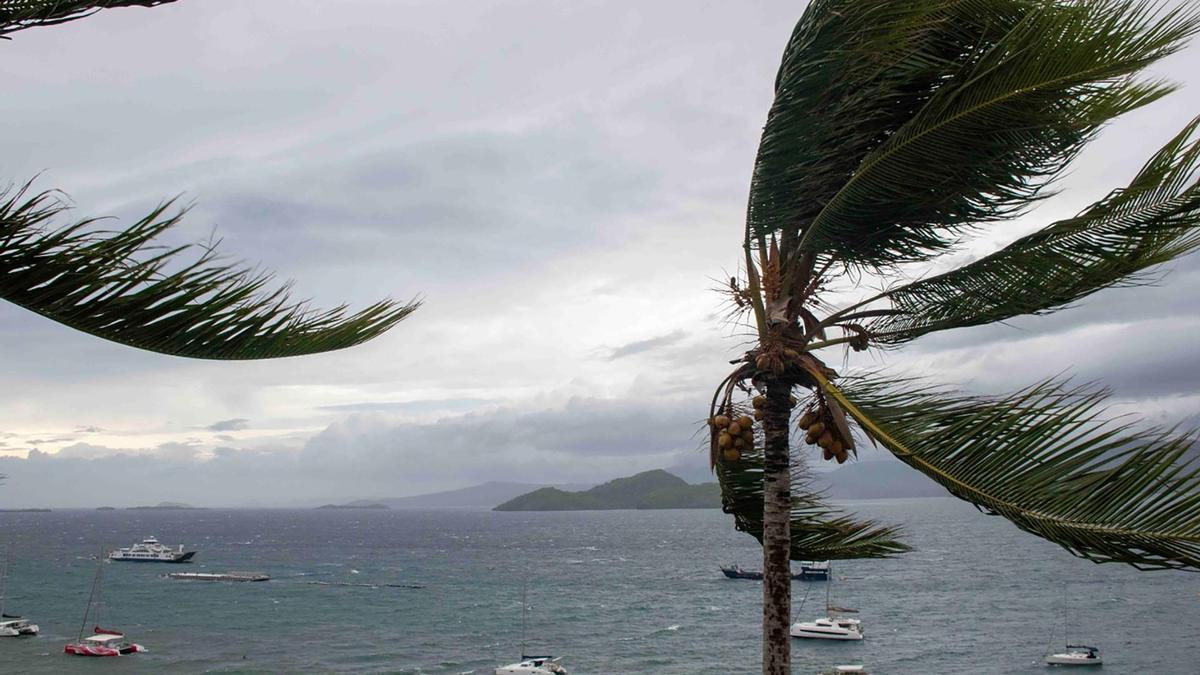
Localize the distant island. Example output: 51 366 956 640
95 506 116 511
316 502 390 510
0 508 51 512
494 470 720 511
127 502 205 510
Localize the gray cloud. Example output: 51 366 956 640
206 418 250 432
607 330 687 360
0 394 707 507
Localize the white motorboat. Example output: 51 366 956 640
0 548 38 636
1045 644 1102 666
791 615 864 640
0 617 40 637
108 537 196 563
495 656 569 674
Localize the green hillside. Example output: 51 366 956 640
493 470 720 511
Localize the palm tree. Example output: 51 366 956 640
708 1 1200 672
1 1 417 360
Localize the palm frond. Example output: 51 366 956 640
749 0 1198 271
858 117 1200 344
716 443 909 560
817 371 1200 570
0 183 418 359
0 0 175 36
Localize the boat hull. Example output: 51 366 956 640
64 642 145 656
791 621 864 641
110 551 195 563
0 621 39 637
1045 653 1103 666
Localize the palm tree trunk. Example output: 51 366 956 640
761 376 793 675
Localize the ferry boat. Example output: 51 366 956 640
108 537 195 563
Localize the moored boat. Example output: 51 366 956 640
1045 644 1102 666
0 548 38 636
791 615 864 640
64 629 146 656
720 563 831 580
65 551 145 657
109 536 195 563
495 656 569 674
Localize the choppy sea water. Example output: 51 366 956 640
0 498 1197 674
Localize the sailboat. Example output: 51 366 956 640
63 550 146 656
1044 582 1101 666
494 580 568 675
790 562 864 640
0 547 39 637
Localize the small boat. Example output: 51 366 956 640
720 563 831 580
0 548 38 636
166 571 269 582
495 580 568 675
64 551 145 657
798 560 831 580
1045 644 1102 667
495 656 569 674
817 667 870 675
108 536 196 563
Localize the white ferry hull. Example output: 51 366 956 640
790 622 864 641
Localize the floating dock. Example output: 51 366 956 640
166 572 269 582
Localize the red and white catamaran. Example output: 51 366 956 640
64 551 145 657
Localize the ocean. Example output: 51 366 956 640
0 498 1197 674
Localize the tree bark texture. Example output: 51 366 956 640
761 376 793 675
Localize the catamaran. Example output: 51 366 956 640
64 551 145 657
1045 645 1103 666
790 562 864 640
0 547 39 637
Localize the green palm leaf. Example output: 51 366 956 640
848 116 1200 344
717 444 909 561
0 183 418 359
750 0 1198 271
817 371 1200 570
0 0 175 36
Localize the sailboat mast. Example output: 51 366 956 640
0 546 8 618
77 548 103 641
520 576 528 659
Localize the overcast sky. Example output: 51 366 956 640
1 0 1198 507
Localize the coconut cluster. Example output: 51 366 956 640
712 412 755 462
798 405 850 464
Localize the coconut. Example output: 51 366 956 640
718 432 732 449
713 415 731 428
782 347 800 360
817 430 834 450
734 437 745 449
835 449 848 464
753 410 764 421
797 411 816 428
805 430 819 445
727 422 743 436
830 439 843 456
737 415 753 428
723 448 741 462
808 421 825 437
822 447 835 461
752 395 766 409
